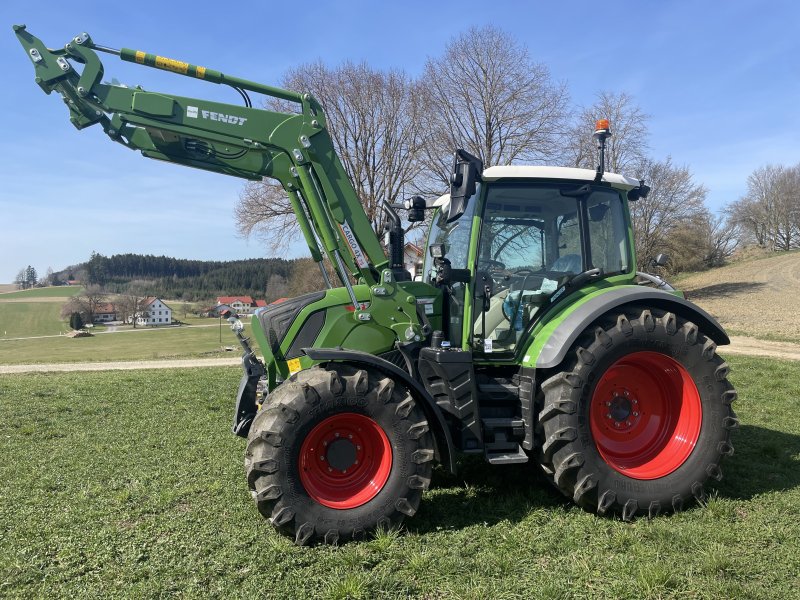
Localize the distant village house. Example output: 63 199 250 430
216 296 267 316
92 303 118 323
133 297 173 326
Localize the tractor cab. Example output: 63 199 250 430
423 166 641 358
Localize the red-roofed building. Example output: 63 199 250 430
92 302 117 323
254 299 267 308
216 296 257 315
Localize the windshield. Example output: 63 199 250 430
423 186 479 348
474 182 629 355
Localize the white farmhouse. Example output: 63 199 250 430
135 297 173 326
217 296 256 315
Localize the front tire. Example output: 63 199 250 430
537 308 738 520
245 364 434 544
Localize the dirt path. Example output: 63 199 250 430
0 357 241 374
1 336 798 374
679 252 800 339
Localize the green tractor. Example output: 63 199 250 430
16 26 738 545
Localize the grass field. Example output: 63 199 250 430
1 355 798 598
0 286 82 299
0 302 66 338
0 322 248 364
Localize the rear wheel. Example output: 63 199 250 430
245 364 434 544
537 308 738 519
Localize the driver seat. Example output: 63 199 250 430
550 253 582 273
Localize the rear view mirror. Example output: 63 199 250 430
448 149 483 223
652 253 669 267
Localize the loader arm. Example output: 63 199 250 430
13 25 388 291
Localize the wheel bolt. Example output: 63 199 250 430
320 455 325 461
614 422 621 428
605 401 611 407
633 411 639 417
328 467 333 472
342 469 347 474
626 421 631 426
356 445 361 450
633 399 638 404
624 391 629 397
354 460 359 465
348 434 353 439
323 441 328 446
606 413 612 419
335 432 340 438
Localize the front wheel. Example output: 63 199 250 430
537 308 738 520
245 364 434 545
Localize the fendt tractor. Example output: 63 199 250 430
16 26 738 545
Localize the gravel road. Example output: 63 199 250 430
1 336 798 374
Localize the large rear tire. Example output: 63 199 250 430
537 308 738 520
245 364 434 545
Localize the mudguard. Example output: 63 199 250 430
535 287 730 369
303 347 457 473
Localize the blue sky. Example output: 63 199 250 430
1 0 798 282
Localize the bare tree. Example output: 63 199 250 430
565 91 649 174
116 281 149 328
666 210 740 273
60 285 107 324
236 61 424 253
418 25 570 191
630 157 707 268
729 163 800 250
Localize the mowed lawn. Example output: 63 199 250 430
0 322 248 364
1 356 798 598
0 302 67 338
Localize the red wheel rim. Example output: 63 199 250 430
299 412 392 509
590 351 702 480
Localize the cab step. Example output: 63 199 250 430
486 446 528 465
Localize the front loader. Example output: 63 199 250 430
16 26 738 545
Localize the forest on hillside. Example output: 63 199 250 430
56 252 307 302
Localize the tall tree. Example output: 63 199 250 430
25 265 37 288
565 91 649 174
236 61 424 252
729 163 800 250
86 251 110 286
418 25 569 191
630 157 707 268
14 268 26 290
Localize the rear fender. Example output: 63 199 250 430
532 287 730 370
303 347 456 473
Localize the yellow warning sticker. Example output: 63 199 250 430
134 50 145 64
155 55 189 75
287 358 302 375
196 65 206 79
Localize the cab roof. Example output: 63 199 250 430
481 165 640 191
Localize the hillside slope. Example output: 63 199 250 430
677 251 800 340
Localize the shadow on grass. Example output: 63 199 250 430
685 281 765 301
409 456 567 534
409 424 800 534
716 424 800 500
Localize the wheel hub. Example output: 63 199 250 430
324 437 358 472
604 389 641 430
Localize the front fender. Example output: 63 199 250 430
532 287 730 370
303 347 456 473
